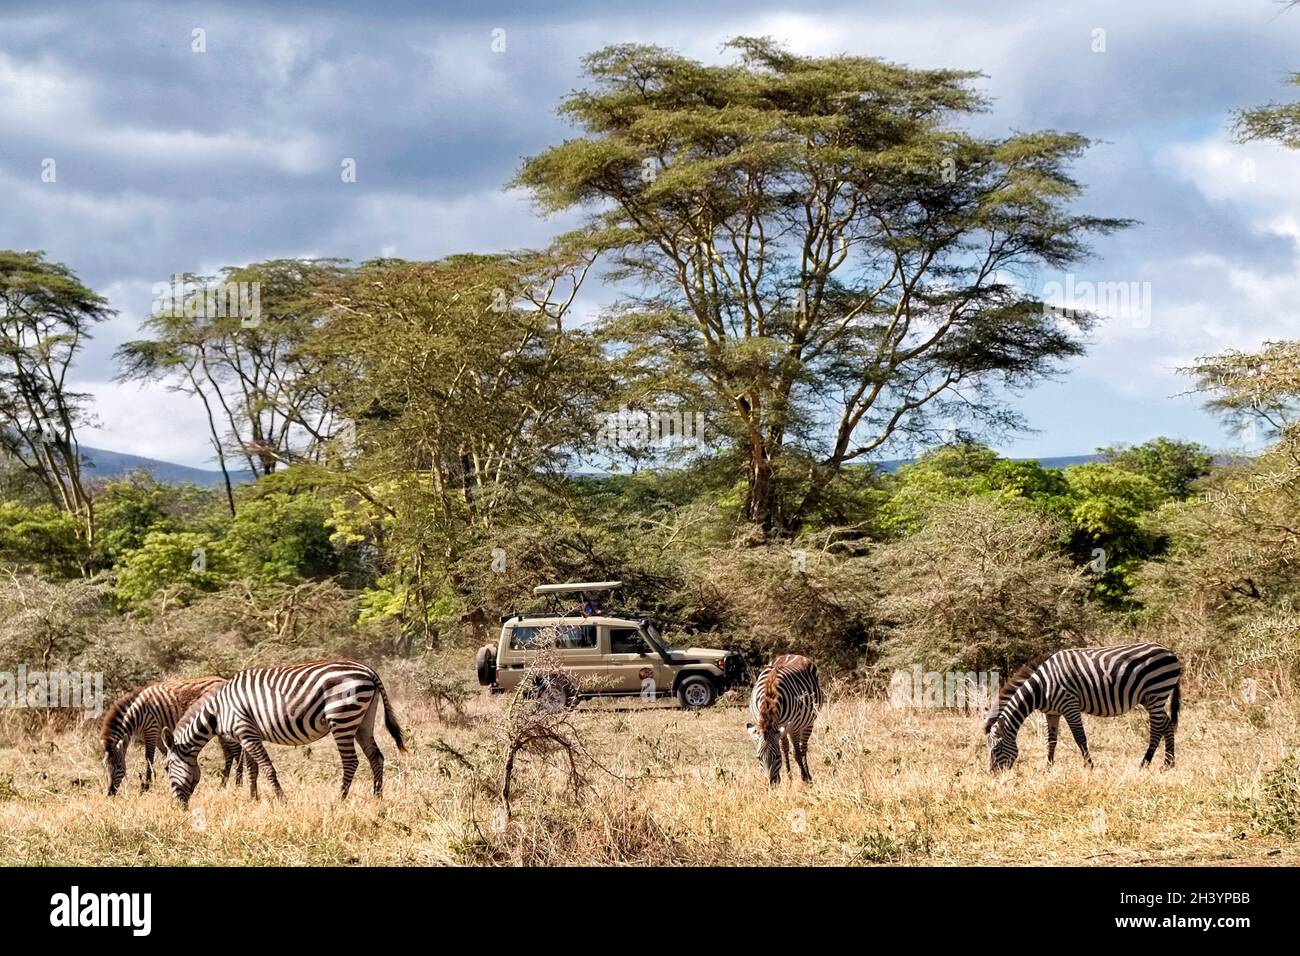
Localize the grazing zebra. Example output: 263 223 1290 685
100 677 243 796
162 659 406 804
984 642 1183 771
746 654 823 785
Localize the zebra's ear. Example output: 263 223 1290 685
114 738 127 752
161 727 175 750
745 722 758 738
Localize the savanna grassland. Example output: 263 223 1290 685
1 657 1297 867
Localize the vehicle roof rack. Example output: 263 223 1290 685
532 580 622 596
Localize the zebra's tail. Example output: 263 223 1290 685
376 677 407 753
1169 681 1181 732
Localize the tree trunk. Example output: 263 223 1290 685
745 440 778 534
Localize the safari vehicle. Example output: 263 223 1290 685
474 581 745 709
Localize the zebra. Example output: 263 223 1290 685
162 659 406 804
984 642 1183 771
100 677 244 796
746 654 823 785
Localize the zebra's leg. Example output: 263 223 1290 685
794 727 814 783
141 725 159 793
1162 708 1176 769
780 733 792 780
1045 713 1061 766
1064 711 1093 768
332 729 360 800
1141 705 1167 768
241 737 282 799
217 735 238 788
244 746 259 800
356 700 385 796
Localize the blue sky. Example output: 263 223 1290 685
2 0 1297 468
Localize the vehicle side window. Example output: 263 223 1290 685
610 627 648 654
508 626 544 650
508 624 597 650
555 624 596 649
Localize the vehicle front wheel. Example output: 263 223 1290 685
677 675 716 709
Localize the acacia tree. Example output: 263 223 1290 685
516 38 1129 532
1183 341 1300 443
309 249 604 647
0 250 112 547
115 259 348 513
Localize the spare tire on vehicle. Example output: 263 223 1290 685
475 644 497 686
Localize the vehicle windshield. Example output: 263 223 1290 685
644 622 672 652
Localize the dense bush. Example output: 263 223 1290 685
869 498 1092 674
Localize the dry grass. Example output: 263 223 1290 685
0 659 1298 866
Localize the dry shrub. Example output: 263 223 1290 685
0 570 115 673
132 579 395 672
493 634 619 819
412 659 471 726
870 498 1091 674
1248 756 1300 838
482 795 676 865
682 539 875 669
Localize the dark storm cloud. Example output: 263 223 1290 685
1 0 1297 464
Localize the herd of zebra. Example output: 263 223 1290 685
98 642 1183 801
100 660 405 804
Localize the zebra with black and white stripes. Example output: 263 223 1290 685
984 642 1183 771
746 654 823 785
162 659 406 803
100 676 243 796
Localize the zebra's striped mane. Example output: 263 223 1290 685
99 687 144 744
983 652 1054 733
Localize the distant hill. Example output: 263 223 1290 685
871 453 1102 473
76 445 1103 487
80 446 253 487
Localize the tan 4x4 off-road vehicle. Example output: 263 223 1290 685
474 581 745 709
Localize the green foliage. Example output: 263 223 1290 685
0 501 87 576
1063 462 1167 602
879 444 1069 536
112 530 231 606
1234 71 1300 149
223 492 338 584
92 474 215 566
1099 438 1212 499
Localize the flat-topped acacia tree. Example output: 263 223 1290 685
515 37 1131 532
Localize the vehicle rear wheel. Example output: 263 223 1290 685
677 675 716 709
475 644 497 686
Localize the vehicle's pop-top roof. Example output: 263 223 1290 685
532 580 622 596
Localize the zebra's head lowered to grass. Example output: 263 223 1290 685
161 728 201 804
745 722 785 784
983 654 1052 771
984 715 1019 771
101 737 128 796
